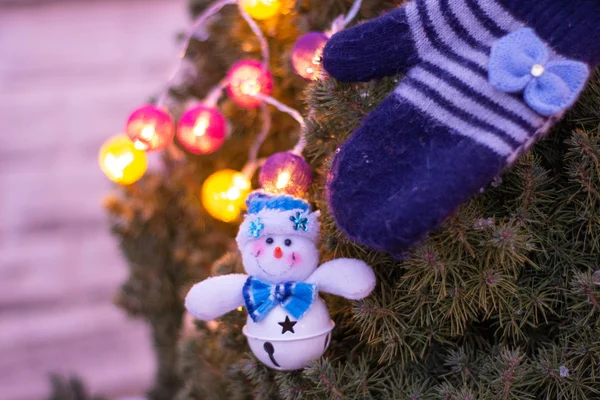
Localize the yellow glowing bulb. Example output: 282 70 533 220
240 0 281 20
226 187 241 200
202 169 252 222
99 134 148 185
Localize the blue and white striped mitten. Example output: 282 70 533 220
322 0 600 257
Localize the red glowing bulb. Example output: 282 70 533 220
177 105 228 155
125 105 175 151
226 60 273 109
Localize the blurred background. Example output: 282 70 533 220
0 0 187 398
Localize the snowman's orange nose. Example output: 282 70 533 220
274 247 283 259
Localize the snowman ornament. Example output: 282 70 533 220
185 192 376 370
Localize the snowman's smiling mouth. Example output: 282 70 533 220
253 252 295 277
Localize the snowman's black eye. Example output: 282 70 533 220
266 238 274 245
284 239 292 246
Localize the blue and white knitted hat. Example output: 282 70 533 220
236 191 321 249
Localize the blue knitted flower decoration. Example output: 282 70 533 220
289 212 309 232
247 218 264 238
488 28 589 117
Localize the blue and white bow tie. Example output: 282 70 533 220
488 28 589 117
242 276 317 323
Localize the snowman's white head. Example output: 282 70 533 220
236 192 320 283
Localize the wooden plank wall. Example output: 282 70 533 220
0 1 187 398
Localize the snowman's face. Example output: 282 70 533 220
242 235 319 283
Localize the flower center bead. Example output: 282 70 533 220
530 64 545 78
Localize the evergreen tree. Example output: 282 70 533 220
104 0 600 398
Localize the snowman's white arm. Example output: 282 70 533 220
185 273 248 321
306 258 376 300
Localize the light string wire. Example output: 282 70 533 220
328 0 363 36
156 0 268 110
160 0 363 182
255 93 306 155
185 0 236 48
242 103 272 178
236 2 270 68
342 0 363 30
156 0 236 108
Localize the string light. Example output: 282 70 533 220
239 0 281 20
202 169 252 222
103 0 364 211
125 105 175 151
291 32 329 81
290 0 363 81
227 59 273 109
99 135 148 185
191 0 361 221
259 152 312 197
177 105 228 155
592 270 600 285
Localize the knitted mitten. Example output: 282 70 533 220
322 0 600 257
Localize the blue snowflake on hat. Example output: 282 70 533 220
290 212 309 232
247 218 264 238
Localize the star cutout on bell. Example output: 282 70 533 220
289 212 309 232
278 316 297 334
247 217 265 238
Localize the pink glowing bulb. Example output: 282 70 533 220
125 105 175 152
259 152 312 197
177 105 228 155
291 32 329 81
227 60 273 109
